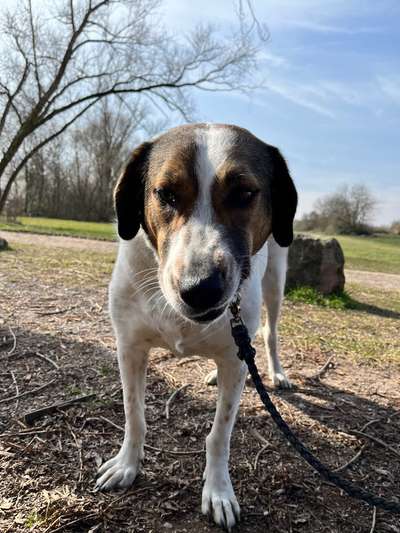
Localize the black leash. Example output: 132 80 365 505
229 296 400 514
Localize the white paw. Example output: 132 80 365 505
202 470 240 531
95 446 142 491
271 371 292 389
205 369 218 386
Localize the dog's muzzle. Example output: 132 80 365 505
178 269 227 322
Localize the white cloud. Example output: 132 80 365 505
265 81 336 118
258 50 289 68
280 19 381 35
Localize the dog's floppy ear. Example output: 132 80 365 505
114 141 152 240
269 147 298 247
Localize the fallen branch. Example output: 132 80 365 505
24 393 95 425
351 429 400 459
10 370 19 413
7 326 17 355
332 444 367 473
254 444 270 471
250 427 272 470
309 355 335 380
0 379 56 404
36 306 76 316
250 427 269 446
34 351 60 370
359 419 381 433
96 415 204 455
369 506 377 533
165 384 190 419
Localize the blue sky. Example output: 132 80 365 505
162 0 400 225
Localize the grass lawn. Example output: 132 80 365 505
1 216 399 274
304 232 400 275
0 216 115 241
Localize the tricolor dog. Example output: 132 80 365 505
96 123 297 530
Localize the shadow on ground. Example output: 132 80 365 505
1 328 399 533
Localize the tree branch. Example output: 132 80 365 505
28 0 43 99
0 38 30 136
0 98 100 212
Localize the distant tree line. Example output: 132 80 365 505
295 184 379 235
13 102 144 221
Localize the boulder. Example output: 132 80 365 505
0 237 8 251
286 234 345 294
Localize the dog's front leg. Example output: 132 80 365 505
202 355 246 530
96 337 148 491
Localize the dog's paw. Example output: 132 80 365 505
95 447 142 491
202 473 240 531
271 371 292 389
205 369 218 386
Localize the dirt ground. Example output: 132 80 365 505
1 232 399 533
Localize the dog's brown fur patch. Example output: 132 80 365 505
144 143 198 261
211 160 272 255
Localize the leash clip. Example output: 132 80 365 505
229 293 243 327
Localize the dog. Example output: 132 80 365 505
95 123 297 530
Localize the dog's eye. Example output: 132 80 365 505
228 188 260 208
155 187 177 208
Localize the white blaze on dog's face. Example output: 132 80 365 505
114 124 297 323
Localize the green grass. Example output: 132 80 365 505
286 286 357 310
0 216 115 240
304 232 400 274
281 282 400 365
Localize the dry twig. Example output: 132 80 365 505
309 355 335 380
36 305 76 316
96 416 204 455
165 384 191 419
10 370 19 414
24 393 95 425
359 419 381 433
369 506 377 533
66 421 83 482
34 351 60 370
7 325 16 355
254 444 270 471
332 444 367 473
351 429 400 459
250 427 269 446
0 379 56 404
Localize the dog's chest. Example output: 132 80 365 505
150 309 234 357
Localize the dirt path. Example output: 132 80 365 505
346 269 400 291
0 230 117 253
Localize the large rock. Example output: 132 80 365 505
0 237 8 251
286 234 345 294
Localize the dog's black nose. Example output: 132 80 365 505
179 270 225 311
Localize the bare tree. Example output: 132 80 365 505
0 0 263 213
313 184 377 234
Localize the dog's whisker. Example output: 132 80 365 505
147 290 164 309
142 286 162 300
135 279 160 292
133 276 159 290
159 300 170 323
124 266 159 282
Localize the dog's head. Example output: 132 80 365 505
115 124 297 323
